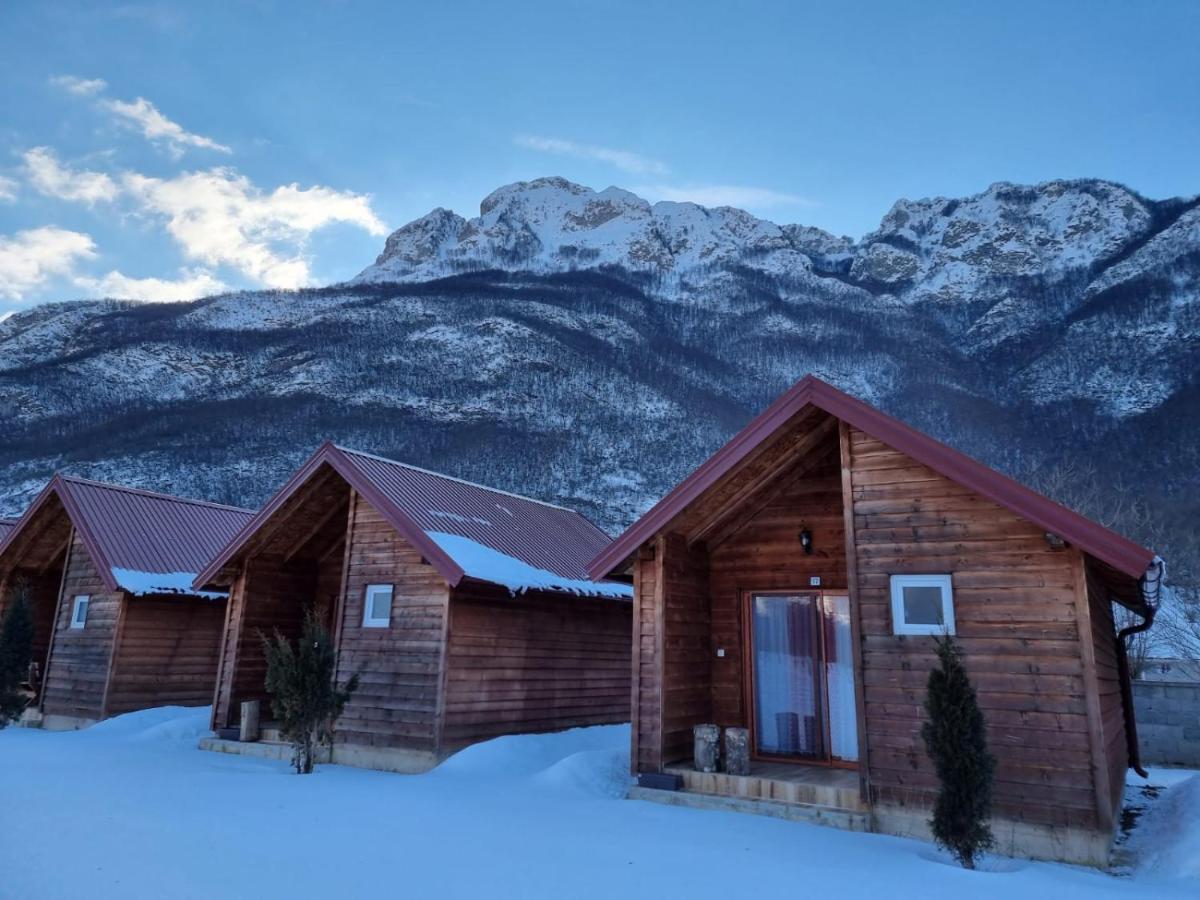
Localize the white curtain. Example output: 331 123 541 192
752 595 819 756
822 595 859 762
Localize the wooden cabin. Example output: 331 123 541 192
588 375 1162 866
195 443 632 773
0 476 254 729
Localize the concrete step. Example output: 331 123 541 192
198 736 330 766
628 785 871 832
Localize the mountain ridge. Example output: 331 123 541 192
1 175 1196 576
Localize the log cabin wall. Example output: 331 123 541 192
657 533 712 767
334 495 449 753
1083 557 1128 828
845 425 1102 831
106 596 227 716
40 534 123 721
707 454 847 737
441 582 632 750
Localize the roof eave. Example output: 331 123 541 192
0 475 121 592
192 443 468 591
54 476 122 592
585 379 818 579
588 375 1156 582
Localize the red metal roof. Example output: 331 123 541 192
195 443 628 598
587 374 1158 582
0 475 255 594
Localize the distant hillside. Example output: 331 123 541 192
1 176 1196 578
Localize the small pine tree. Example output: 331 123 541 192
0 581 35 728
921 634 996 869
260 608 358 774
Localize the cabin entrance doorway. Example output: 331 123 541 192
745 591 858 766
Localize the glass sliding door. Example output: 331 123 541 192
750 594 824 759
748 591 859 765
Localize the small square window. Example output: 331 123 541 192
890 575 954 636
70 595 90 630
362 584 393 628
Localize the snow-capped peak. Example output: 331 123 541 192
354 176 822 286
354 176 1159 304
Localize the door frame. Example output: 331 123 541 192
740 588 858 770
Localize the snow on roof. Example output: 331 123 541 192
425 532 631 600
334 446 627 597
111 567 228 601
0 517 16 542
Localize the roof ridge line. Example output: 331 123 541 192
56 474 256 515
333 445 576 512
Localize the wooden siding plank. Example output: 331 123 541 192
39 532 122 721
840 419 871 799
440 583 630 749
333 501 449 753
846 427 1099 830
105 596 226 716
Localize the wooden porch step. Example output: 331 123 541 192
629 785 870 832
666 764 866 812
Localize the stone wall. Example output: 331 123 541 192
1133 680 1200 767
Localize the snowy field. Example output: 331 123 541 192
0 709 1196 900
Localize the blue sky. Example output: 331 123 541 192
1 0 1197 314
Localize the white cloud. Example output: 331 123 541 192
102 97 232 158
515 135 669 176
0 176 17 202
121 167 388 289
73 268 227 302
49 75 108 96
0 227 97 300
24 147 120 205
49 75 230 159
634 183 814 210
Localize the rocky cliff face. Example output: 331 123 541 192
1 177 1196 562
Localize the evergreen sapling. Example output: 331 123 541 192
261 607 359 774
921 633 996 869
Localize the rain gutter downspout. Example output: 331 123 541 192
1118 556 1165 779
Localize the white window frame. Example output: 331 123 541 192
70 594 90 630
362 584 393 628
889 575 955 636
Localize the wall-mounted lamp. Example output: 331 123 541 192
799 528 813 555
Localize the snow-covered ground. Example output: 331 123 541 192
0 708 1195 899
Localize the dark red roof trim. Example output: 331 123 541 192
587 375 1157 581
